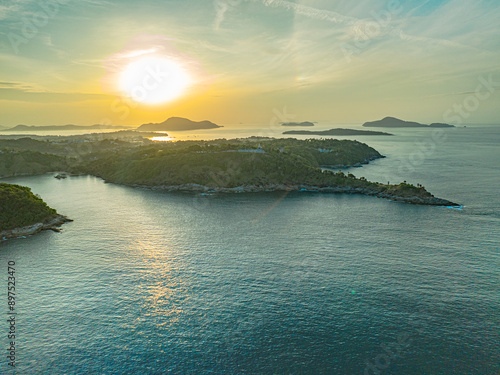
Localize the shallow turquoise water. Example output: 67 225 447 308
0 126 498 374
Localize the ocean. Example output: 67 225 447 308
0 124 498 374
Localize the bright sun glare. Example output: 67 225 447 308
119 56 190 105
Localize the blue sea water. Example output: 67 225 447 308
0 125 498 374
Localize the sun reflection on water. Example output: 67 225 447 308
150 136 176 142
149 131 176 142
130 235 188 326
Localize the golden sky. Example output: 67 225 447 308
1 0 499 127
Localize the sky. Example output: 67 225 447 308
0 0 499 127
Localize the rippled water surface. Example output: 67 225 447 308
0 126 498 374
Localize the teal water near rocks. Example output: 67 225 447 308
0 125 498 374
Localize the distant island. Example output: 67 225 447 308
0 183 71 240
137 117 222 131
363 117 455 128
2 124 128 132
283 128 393 136
281 122 315 127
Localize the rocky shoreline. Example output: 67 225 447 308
129 183 459 207
320 155 385 169
1 215 73 241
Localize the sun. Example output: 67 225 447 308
119 56 191 105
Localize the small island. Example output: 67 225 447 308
0 183 71 240
363 117 455 128
137 117 222 132
283 128 392 136
281 122 315 127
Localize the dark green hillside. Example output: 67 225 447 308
77 138 383 187
0 183 58 231
264 138 383 167
0 136 456 205
76 138 440 203
0 150 69 177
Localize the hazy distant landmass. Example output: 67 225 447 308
281 122 315 127
363 117 454 128
2 124 129 132
137 117 222 131
428 122 455 128
283 128 393 136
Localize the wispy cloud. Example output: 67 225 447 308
0 81 37 90
252 0 359 25
0 86 111 103
0 4 21 20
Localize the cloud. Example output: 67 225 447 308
0 81 40 90
0 85 110 103
253 0 359 25
0 4 20 20
213 0 230 30
0 82 24 87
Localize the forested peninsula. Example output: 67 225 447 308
0 135 459 207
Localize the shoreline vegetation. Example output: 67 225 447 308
76 137 458 206
128 183 457 206
0 183 72 240
0 135 459 208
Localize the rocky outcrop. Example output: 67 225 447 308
129 183 459 207
320 155 385 169
1 215 72 240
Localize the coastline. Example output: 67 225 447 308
128 182 459 206
320 154 386 169
1 214 73 241
2 170 459 207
